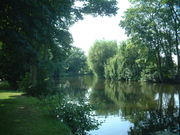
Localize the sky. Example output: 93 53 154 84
69 0 131 54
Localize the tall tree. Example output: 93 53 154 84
104 40 149 81
0 0 118 94
120 0 179 81
88 40 117 77
63 47 87 75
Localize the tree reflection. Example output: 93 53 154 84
89 78 119 115
104 81 180 135
59 76 180 134
104 81 157 116
59 76 94 101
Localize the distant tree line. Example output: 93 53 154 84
88 37 178 82
88 0 179 82
60 47 90 76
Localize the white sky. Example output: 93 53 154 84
69 0 131 54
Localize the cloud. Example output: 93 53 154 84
69 0 130 54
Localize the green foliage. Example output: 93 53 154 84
104 55 119 80
140 64 160 82
0 81 11 90
19 60 58 97
63 47 88 75
0 42 30 89
120 0 179 81
105 41 148 81
0 0 118 94
44 95 100 135
104 39 177 82
88 40 117 77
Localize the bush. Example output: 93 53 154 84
19 72 56 97
140 65 159 82
43 95 101 135
19 61 58 97
0 81 11 90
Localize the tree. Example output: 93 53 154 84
0 0 118 94
120 0 179 81
63 47 87 75
0 40 31 89
88 40 117 77
105 40 149 81
163 0 180 74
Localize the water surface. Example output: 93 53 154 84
59 76 180 135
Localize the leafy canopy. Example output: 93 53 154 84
0 0 118 91
88 40 117 77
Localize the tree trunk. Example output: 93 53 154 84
155 40 163 82
175 31 180 74
169 4 180 75
29 63 37 88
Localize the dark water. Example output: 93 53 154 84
59 76 180 135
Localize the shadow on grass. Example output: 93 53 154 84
0 97 19 135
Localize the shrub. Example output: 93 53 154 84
43 95 101 135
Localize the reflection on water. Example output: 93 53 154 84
59 76 180 135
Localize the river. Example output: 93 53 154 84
59 76 180 135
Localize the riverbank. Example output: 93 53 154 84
0 90 71 135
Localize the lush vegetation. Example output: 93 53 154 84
0 0 118 95
0 81 101 135
0 0 179 134
120 0 179 82
0 0 118 134
88 0 180 82
88 40 117 78
61 47 90 76
104 41 145 81
43 95 100 135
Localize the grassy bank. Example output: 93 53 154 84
0 90 71 135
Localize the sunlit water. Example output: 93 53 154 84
59 76 180 135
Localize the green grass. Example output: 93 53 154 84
0 91 23 99
0 90 71 135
